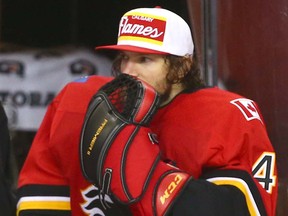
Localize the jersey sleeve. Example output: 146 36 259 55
192 99 278 216
151 90 278 216
167 177 250 216
200 98 277 216
16 88 71 216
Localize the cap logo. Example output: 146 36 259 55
118 12 166 45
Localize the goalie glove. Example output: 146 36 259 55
80 74 192 215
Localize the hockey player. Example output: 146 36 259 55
17 7 278 216
81 7 278 216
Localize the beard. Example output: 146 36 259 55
158 83 173 106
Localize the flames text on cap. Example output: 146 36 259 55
118 13 166 44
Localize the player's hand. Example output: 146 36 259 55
80 74 192 215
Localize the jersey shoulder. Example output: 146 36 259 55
181 87 265 124
55 75 113 113
64 75 113 95
189 87 246 104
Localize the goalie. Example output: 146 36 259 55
81 7 278 216
17 7 277 216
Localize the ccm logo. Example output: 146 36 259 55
160 174 183 204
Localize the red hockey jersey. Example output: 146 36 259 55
17 76 130 216
150 87 278 215
17 76 278 216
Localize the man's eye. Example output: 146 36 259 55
140 56 151 63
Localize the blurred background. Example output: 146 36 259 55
0 0 287 215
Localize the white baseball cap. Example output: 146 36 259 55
96 7 194 56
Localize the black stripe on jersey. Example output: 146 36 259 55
201 169 267 216
18 209 71 216
17 184 70 199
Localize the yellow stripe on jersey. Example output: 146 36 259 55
17 196 71 216
207 177 260 216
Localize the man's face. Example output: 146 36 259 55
120 51 170 96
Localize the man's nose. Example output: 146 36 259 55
122 62 138 77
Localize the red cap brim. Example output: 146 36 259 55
95 45 168 55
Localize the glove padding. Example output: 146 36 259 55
80 74 191 215
80 73 160 199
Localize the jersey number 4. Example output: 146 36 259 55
252 152 276 194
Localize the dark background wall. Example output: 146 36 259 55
0 0 189 50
